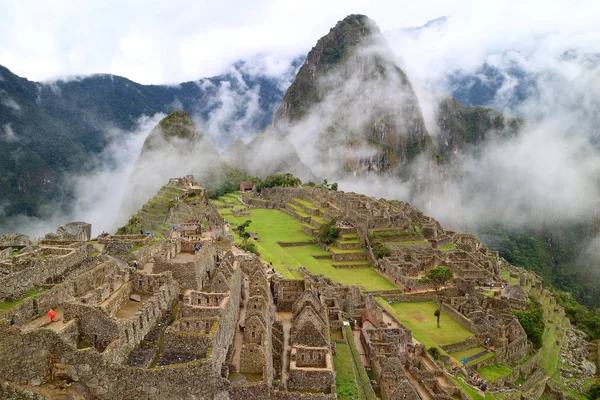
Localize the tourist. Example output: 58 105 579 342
194 244 200 255
133 261 139 270
48 308 57 322
9 318 15 327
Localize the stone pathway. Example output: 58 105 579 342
276 311 292 386
22 307 67 332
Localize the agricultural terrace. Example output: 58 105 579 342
211 194 396 291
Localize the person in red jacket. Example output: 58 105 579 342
48 308 57 322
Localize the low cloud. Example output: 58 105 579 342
0 90 21 111
0 114 162 238
1 124 18 142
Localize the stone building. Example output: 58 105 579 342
287 290 335 393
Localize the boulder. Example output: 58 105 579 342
130 294 142 302
51 222 92 241
0 233 32 249
0 247 12 260
502 285 527 302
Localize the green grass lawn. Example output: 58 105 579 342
333 343 360 400
449 347 487 361
466 351 495 367
501 270 519 285
440 243 456 251
478 364 513 382
0 287 46 313
214 204 395 290
293 198 318 210
375 299 474 348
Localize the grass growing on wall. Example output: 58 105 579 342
344 325 378 400
0 287 46 312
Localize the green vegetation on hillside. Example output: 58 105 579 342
255 172 302 192
513 297 545 349
554 290 600 339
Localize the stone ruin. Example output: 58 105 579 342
45 221 92 242
0 183 591 399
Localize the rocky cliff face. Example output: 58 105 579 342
436 97 523 161
270 14 433 177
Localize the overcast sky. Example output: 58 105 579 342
1 0 595 84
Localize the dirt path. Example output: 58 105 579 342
171 252 195 263
352 329 369 367
232 274 250 371
115 295 151 319
277 311 292 386
142 262 154 273
382 311 400 328
92 242 105 252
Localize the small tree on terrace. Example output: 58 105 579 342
236 220 252 248
419 266 453 327
318 218 340 245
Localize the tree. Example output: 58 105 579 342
256 172 301 192
513 297 545 349
419 266 453 316
372 242 391 259
330 182 338 191
434 309 441 328
318 219 340 245
236 220 253 248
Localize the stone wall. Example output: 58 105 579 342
0 319 234 399
163 329 214 358
0 260 119 325
63 302 120 352
131 270 173 294
102 282 133 317
440 303 479 334
440 337 479 354
287 368 335 393
0 247 87 301
240 343 267 373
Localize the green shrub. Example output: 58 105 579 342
318 219 340 245
255 172 301 192
428 347 441 360
372 242 391 259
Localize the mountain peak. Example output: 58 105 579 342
141 110 203 153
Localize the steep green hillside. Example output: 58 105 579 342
0 60 293 225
